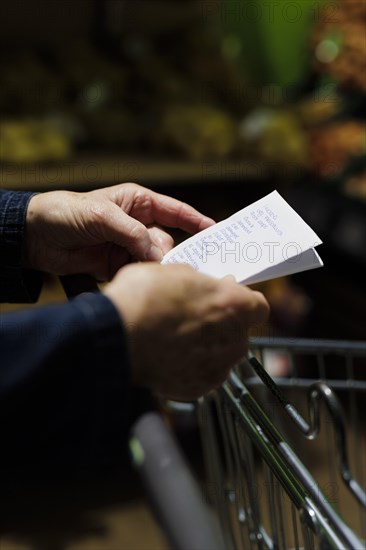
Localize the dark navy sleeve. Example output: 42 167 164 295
0 291 131 469
0 189 43 303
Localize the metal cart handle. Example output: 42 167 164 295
130 412 226 550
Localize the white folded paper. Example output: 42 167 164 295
162 190 323 285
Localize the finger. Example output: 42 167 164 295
149 191 216 233
219 282 270 324
221 274 237 283
238 288 270 324
147 225 174 255
101 204 163 261
125 186 216 234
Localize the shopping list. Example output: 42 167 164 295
162 190 323 285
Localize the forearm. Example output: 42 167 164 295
0 189 42 303
0 292 131 467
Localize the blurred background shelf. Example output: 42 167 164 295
0 155 268 191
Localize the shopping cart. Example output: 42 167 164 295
132 337 366 550
198 337 366 550
61 277 366 549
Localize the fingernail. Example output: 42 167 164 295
147 244 163 262
222 274 236 282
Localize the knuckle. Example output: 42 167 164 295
89 203 108 226
134 189 152 209
124 182 140 192
128 222 148 243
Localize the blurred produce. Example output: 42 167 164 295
344 168 366 200
0 2 253 163
239 0 365 186
239 109 308 173
218 0 315 87
312 1 366 92
295 89 342 127
0 0 363 182
307 0 366 189
275 0 366 344
158 105 237 160
0 120 71 163
309 121 366 177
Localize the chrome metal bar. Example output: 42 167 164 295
222 378 363 549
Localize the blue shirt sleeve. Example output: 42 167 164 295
0 188 135 469
0 189 43 303
0 291 132 469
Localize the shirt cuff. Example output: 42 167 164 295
0 190 42 303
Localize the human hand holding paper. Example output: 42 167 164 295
162 191 323 285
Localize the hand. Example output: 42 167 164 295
104 263 269 400
25 183 214 279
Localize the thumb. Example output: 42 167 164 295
100 204 163 261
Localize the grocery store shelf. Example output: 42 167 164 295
0 155 268 191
